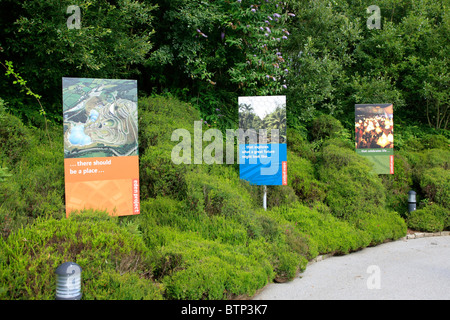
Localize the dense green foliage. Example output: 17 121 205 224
0 0 448 300
1 0 448 131
0 212 163 300
1 94 448 300
285 0 449 130
407 204 449 232
0 0 156 120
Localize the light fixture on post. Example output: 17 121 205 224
55 262 82 300
408 190 417 213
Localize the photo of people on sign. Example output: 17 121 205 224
238 96 287 186
63 78 140 217
355 104 394 175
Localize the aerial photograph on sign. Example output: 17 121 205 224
63 78 139 159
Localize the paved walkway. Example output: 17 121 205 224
253 236 450 300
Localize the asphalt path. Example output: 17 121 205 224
253 236 450 300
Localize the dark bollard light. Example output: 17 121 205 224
408 190 417 213
55 262 82 300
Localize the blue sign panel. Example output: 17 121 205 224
238 96 287 186
239 143 287 186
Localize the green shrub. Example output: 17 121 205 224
245 212 282 242
419 149 450 169
395 124 449 152
137 95 202 201
401 137 425 152
407 204 449 232
0 166 11 182
407 148 450 178
157 231 275 300
0 116 65 237
310 114 349 142
288 151 325 204
420 134 449 150
184 167 253 217
0 141 65 220
0 98 6 120
419 167 450 208
139 146 188 200
266 203 371 258
136 200 308 299
91 271 163 300
283 224 310 259
381 153 413 215
138 196 250 247
318 144 387 219
0 212 162 300
138 95 200 154
139 197 186 231
400 148 449 211
287 127 316 162
272 247 306 283
320 143 365 169
266 185 298 209
349 210 407 245
321 137 355 151
0 112 34 165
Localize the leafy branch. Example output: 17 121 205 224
1 60 52 147
0 166 12 182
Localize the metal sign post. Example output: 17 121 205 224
263 185 267 211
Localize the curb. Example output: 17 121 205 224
401 230 450 240
307 231 450 266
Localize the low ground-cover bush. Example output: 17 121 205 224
139 146 189 200
397 144 449 231
419 167 449 209
136 201 305 299
184 165 260 218
407 204 449 232
0 212 163 300
380 153 413 216
0 117 65 238
310 114 350 143
348 210 407 245
139 95 200 154
287 128 316 163
157 232 276 299
399 132 449 153
139 196 250 246
136 195 308 297
0 95 438 300
288 151 325 204
0 111 34 165
267 203 371 258
318 143 387 219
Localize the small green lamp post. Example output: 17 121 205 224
408 190 417 213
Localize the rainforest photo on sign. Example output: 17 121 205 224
239 96 287 144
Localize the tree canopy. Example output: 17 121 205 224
0 0 448 131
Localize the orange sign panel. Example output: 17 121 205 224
63 78 140 217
